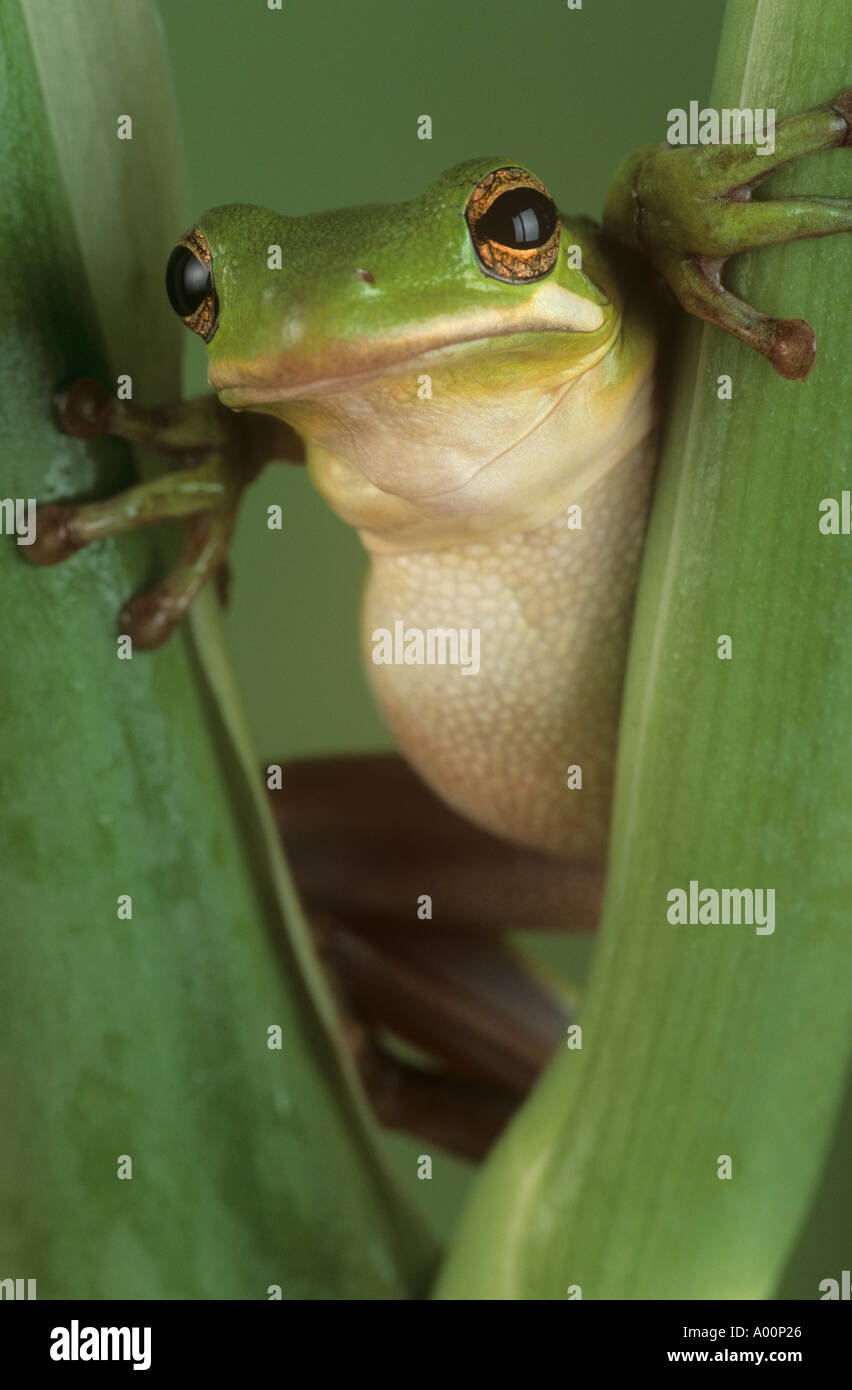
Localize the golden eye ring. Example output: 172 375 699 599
165 226 219 343
466 167 561 284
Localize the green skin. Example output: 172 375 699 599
30 92 851 866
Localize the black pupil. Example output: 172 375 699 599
166 245 211 317
476 188 557 249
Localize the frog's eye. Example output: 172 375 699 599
165 228 218 343
466 168 560 283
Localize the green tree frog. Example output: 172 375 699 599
26 91 851 1154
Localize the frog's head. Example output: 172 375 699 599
164 161 633 522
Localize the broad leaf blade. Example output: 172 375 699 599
436 0 852 1300
0 0 433 1299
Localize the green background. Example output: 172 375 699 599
154 0 849 1294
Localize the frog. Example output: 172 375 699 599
26 91 851 1158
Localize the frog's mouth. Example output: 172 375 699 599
209 281 612 407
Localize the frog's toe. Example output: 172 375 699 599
699 195 852 261
765 317 818 381
120 507 236 649
25 504 86 565
53 377 114 438
120 588 184 650
685 88 852 198
668 256 818 380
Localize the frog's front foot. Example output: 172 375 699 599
604 89 852 379
25 378 304 648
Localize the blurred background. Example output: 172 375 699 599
155 0 849 1293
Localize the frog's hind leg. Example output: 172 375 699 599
271 752 604 933
25 377 304 647
356 1041 524 1163
313 910 571 1161
270 753 599 1159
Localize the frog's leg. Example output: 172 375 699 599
25 377 304 647
314 910 569 1160
356 1042 524 1162
271 753 603 932
603 89 852 379
270 753 595 1159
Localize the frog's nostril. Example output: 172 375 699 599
355 267 375 285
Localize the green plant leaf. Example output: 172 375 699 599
436 0 851 1300
0 0 434 1298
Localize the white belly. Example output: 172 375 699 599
361 435 656 860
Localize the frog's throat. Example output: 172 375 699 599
305 328 658 554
